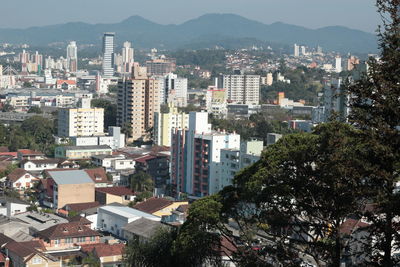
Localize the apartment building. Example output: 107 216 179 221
154 103 189 147
222 74 260 105
57 98 104 137
117 63 160 141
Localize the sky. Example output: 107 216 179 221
0 0 380 33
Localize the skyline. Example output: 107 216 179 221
0 0 380 33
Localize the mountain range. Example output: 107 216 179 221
0 14 378 53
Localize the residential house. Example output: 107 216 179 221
0 197 30 217
134 153 170 188
4 240 60 267
20 159 60 172
95 187 135 205
84 168 110 188
55 145 112 160
133 197 188 218
97 204 161 238
80 243 125 267
122 217 170 242
91 154 135 172
45 170 95 210
17 150 45 161
35 222 101 251
59 201 100 217
6 169 38 191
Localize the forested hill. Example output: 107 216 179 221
0 14 377 53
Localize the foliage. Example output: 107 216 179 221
27 106 43 114
134 191 153 203
1 103 13 112
261 67 325 105
82 252 100 267
91 99 117 129
177 104 202 113
210 112 292 142
345 1 400 265
130 171 154 193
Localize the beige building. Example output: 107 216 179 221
154 103 189 147
47 170 95 210
117 63 160 141
58 98 104 137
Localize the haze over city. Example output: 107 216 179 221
0 0 379 32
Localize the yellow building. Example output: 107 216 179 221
154 103 189 147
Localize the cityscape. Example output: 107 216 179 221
0 1 398 267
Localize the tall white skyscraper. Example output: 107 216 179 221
121 41 134 73
335 56 342 73
66 41 78 72
159 73 188 107
102 33 115 77
294 44 300 57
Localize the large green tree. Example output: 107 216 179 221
346 1 400 265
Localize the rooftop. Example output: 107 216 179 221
13 211 68 232
17 149 44 156
7 168 35 183
133 197 174 214
64 201 100 212
99 205 160 221
60 145 112 150
36 222 101 240
84 168 109 184
48 169 94 185
122 217 169 239
95 187 134 196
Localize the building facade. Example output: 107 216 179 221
57 98 104 137
117 63 160 141
102 33 115 77
222 75 260 105
154 103 189 147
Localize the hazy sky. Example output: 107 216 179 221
0 0 380 33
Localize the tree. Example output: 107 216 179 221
82 252 100 267
124 228 177 267
1 103 13 112
345 1 400 265
91 99 117 129
130 171 154 193
27 106 43 114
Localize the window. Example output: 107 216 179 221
77 237 86 243
54 239 60 245
32 257 42 264
90 236 96 242
65 237 73 244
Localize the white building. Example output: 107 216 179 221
91 154 135 172
222 75 260 105
57 98 104 137
157 73 188 107
102 33 115 77
171 112 240 196
97 205 161 237
0 198 30 217
121 41 134 73
335 56 342 73
219 140 263 191
294 44 300 57
66 41 78 72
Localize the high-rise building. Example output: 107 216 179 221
266 72 273 86
121 41 134 73
335 56 342 73
117 63 160 141
66 41 78 72
158 73 188 107
146 58 176 76
154 103 189 147
300 46 306 56
102 33 115 77
294 44 300 57
316 45 323 55
323 78 349 122
171 112 240 196
58 98 104 137
222 74 260 105
347 55 360 71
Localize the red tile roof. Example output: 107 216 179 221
17 149 44 156
0 152 17 157
5 241 36 258
84 168 109 184
81 243 125 257
36 222 101 240
134 155 156 164
57 80 76 85
64 201 100 212
133 197 173 214
7 168 35 183
340 219 370 235
95 187 134 197
68 215 92 225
